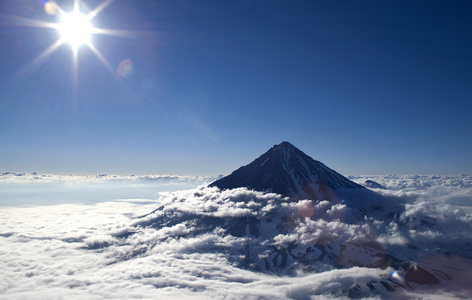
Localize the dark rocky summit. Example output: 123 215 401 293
210 141 364 200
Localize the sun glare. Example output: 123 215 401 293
9 0 134 96
58 11 93 51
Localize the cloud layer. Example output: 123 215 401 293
0 172 216 206
0 172 216 184
0 174 471 299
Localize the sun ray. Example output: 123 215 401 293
91 27 156 40
85 0 115 21
71 43 79 110
0 14 58 30
4 0 156 100
7 39 64 90
87 42 119 78
31 39 64 66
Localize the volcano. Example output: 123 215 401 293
131 142 452 296
210 141 364 200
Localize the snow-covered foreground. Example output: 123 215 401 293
0 174 471 299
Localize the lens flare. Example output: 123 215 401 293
44 1 59 15
117 59 134 78
390 270 404 283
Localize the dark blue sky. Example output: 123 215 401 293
1 0 471 175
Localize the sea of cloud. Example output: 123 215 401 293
0 172 215 206
0 173 471 299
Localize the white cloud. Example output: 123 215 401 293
1 174 472 299
0 172 217 185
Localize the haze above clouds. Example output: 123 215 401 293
0 172 216 206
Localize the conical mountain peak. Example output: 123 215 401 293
210 142 364 200
274 141 294 148
269 141 299 152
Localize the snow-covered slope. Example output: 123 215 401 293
210 141 364 200
132 186 467 297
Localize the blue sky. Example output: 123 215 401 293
1 0 471 175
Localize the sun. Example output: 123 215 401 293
7 0 139 95
58 11 93 51
53 1 98 54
